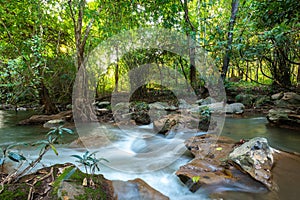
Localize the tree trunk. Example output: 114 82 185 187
115 46 119 92
39 82 58 114
181 0 197 91
222 0 239 80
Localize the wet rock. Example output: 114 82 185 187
267 108 300 130
112 178 169 200
229 137 277 191
225 103 245 114
18 110 73 125
153 114 208 134
176 134 238 192
43 119 65 128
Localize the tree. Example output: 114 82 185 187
221 0 239 80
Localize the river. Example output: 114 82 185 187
0 110 299 199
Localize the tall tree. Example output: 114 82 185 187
222 0 239 80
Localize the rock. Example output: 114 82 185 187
176 134 241 192
153 113 208 134
266 108 300 130
95 101 111 109
271 92 284 100
229 137 277 191
254 96 272 108
281 92 300 104
196 97 216 105
112 179 169 200
178 99 191 109
274 92 300 109
149 102 168 110
225 103 245 114
43 119 65 128
18 110 73 125
235 94 256 107
164 105 177 111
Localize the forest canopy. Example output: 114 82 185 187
0 0 299 114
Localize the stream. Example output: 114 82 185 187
1 110 300 199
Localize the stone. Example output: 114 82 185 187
266 108 300 130
225 103 245 114
176 134 240 192
178 99 192 109
196 97 216 105
229 137 277 191
148 102 168 110
153 113 208 134
271 92 284 100
95 101 111 109
112 178 169 200
254 96 272 108
274 92 300 109
43 119 65 128
235 94 256 107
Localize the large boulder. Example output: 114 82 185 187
274 92 300 108
225 103 245 114
235 93 256 107
266 108 300 130
229 137 277 191
153 114 209 134
176 134 266 193
112 178 169 200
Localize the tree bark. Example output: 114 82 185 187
222 0 239 80
39 82 59 114
181 0 197 91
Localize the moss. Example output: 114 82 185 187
0 184 28 200
74 186 107 200
52 165 77 194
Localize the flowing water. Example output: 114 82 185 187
0 110 300 199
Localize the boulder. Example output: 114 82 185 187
266 108 300 130
176 134 256 192
235 94 256 107
112 178 169 200
153 114 209 134
196 97 216 105
274 92 300 108
229 137 277 191
271 92 284 100
43 119 65 128
225 103 245 114
95 101 111 109
178 99 192 109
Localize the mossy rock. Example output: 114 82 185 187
0 163 114 200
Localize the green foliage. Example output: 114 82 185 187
192 176 200 183
71 151 108 176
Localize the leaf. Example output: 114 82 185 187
71 155 83 161
216 147 223 151
192 176 200 183
50 144 58 156
8 152 26 162
61 128 74 134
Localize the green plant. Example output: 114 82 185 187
71 151 108 187
192 176 200 183
0 126 73 193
